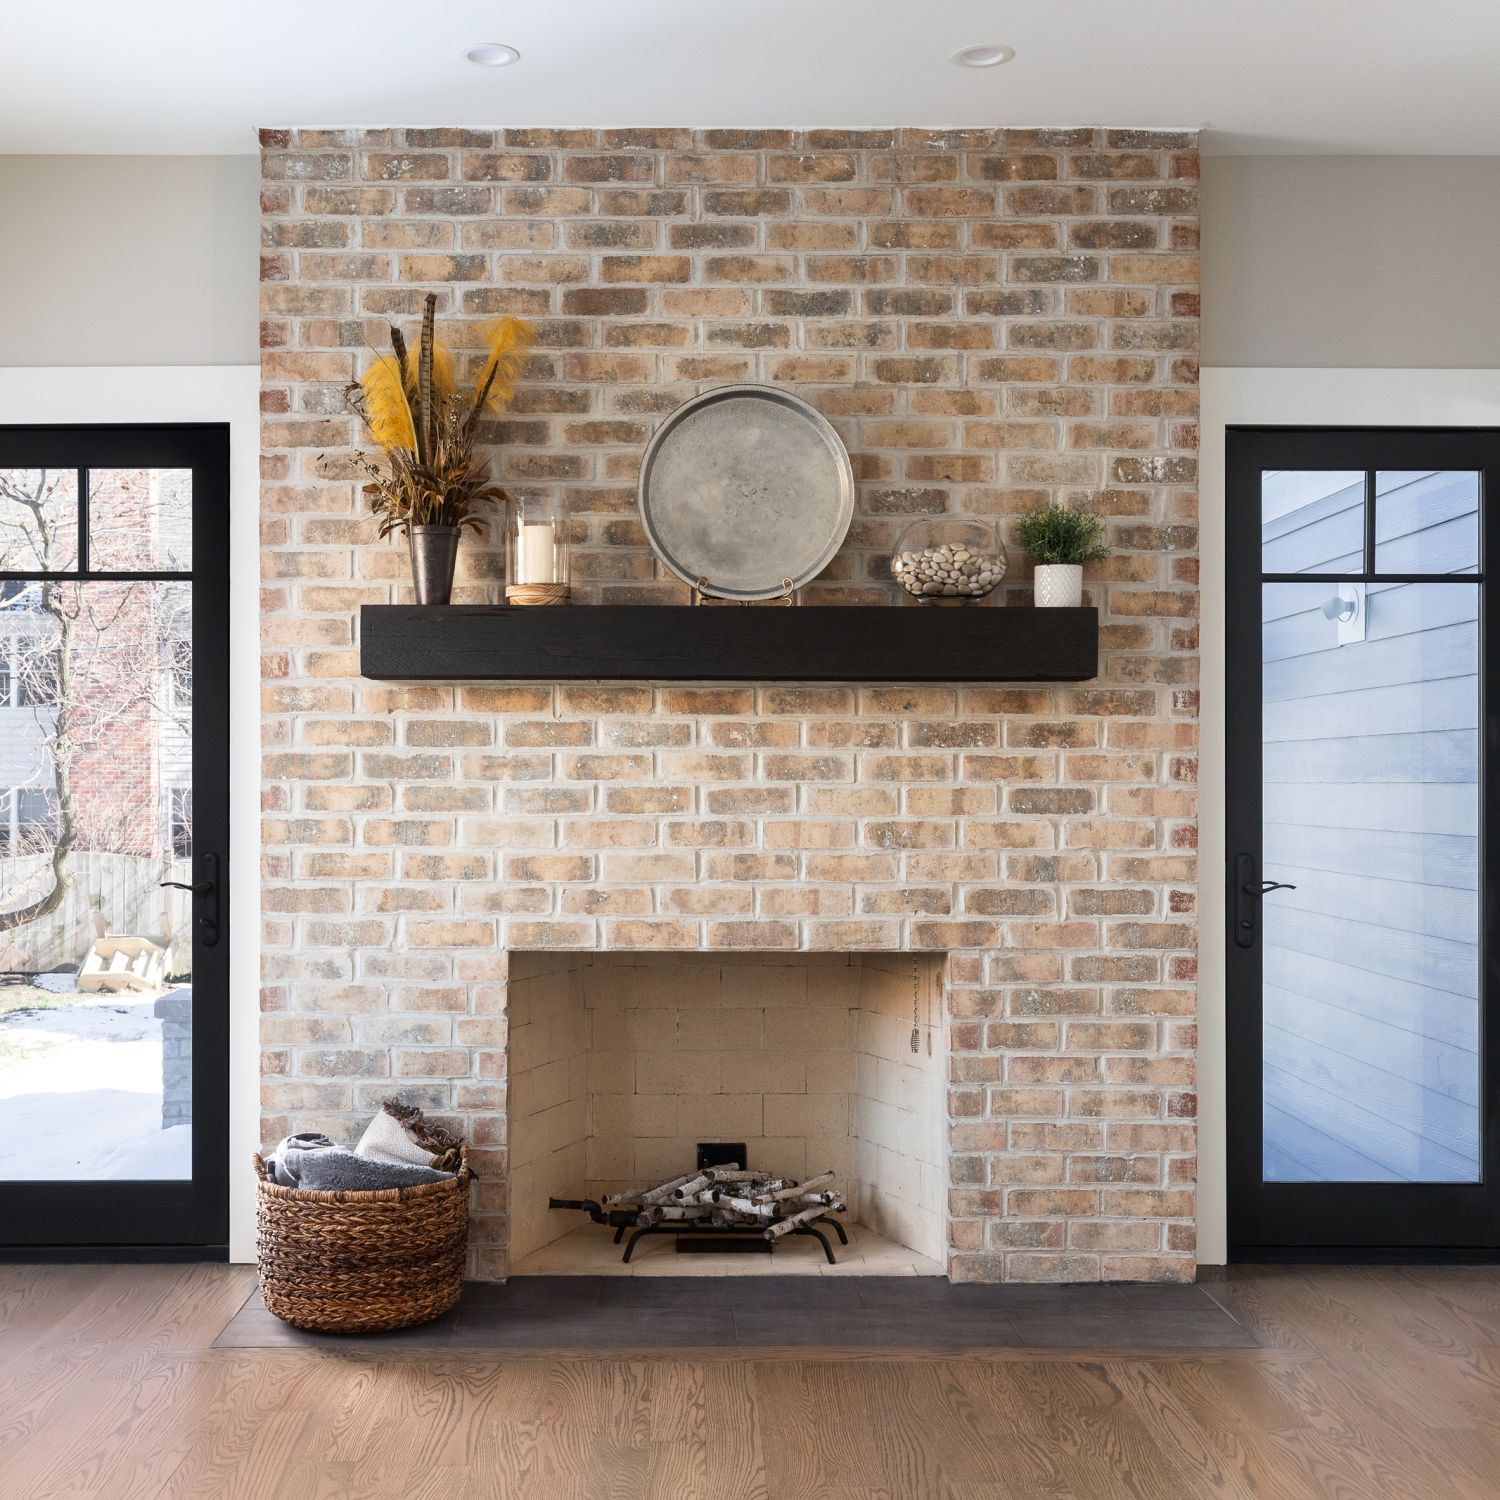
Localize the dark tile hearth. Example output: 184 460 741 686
214 1277 1257 1352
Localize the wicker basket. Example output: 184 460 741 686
253 1147 471 1333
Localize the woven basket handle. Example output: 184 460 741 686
253 1153 272 1183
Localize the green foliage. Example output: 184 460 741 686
1014 502 1111 566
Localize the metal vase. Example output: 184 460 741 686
409 525 460 606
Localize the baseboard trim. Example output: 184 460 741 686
0 1245 230 1264
1230 1246 1500 1265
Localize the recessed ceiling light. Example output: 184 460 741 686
464 43 520 68
952 43 1015 68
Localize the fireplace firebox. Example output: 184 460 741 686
508 952 947 1277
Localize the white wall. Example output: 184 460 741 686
0 156 259 367
4 152 1499 374
1201 157 1500 369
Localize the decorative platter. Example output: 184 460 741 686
638 383 855 600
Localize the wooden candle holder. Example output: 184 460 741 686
504 583 571 606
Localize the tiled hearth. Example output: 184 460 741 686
216 1278 1256 1351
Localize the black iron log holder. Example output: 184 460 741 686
548 1197 850 1265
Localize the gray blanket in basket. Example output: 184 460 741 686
267 1133 452 1191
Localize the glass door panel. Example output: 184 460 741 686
1261 581 1479 1183
1374 470 1480 575
1260 469 1365 574
1228 429 1498 1254
0 429 226 1252
0 577 194 1181
0 470 79 571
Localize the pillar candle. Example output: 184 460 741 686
519 521 555 583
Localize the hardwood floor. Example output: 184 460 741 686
1 1263 1498 1498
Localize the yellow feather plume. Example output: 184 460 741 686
473 317 534 415
353 310 534 460
359 353 416 450
358 345 458 452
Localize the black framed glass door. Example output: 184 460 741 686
1226 427 1500 1255
0 425 228 1255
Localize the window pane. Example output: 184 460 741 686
0 470 79 572
87 469 192 571
1375 470 1480 575
0 580 193 1181
1262 581 1479 1182
16 787 59 843
1261 470 1364 574
167 635 192 710
169 787 192 861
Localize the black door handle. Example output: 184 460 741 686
1234 855 1296 949
158 851 220 948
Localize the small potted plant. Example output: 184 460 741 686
346 293 532 605
1015 501 1110 608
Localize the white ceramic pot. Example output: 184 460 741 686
1033 563 1084 608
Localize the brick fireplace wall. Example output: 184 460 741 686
258 126 1200 1283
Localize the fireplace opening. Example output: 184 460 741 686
507 952 948 1276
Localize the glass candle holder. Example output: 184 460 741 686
890 518 1007 603
505 495 571 605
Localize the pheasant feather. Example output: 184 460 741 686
417 292 437 464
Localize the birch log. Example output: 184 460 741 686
766 1171 835 1202
639 1171 700 1204
671 1169 732 1201
637 1204 715 1225
717 1196 778 1218
764 1203 835 1241
554 1165 846 1241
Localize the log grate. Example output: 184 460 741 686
550 1163 849 1265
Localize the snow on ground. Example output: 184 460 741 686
32 972 81 994
0 992 191 1179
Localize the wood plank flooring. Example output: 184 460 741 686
1 1263 1498 1498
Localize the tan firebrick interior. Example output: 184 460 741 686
507 951 947 1267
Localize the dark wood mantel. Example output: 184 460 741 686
359 604 1098 683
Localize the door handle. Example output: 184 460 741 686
1233 855 1295 949
159 851 220 948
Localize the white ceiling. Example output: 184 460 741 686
5 0 1499 157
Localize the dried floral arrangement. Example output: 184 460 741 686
344 292 533 539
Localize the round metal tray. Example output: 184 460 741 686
638 383 855 600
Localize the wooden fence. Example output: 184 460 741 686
0 852 193 976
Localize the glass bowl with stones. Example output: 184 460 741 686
890 519 1007 604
